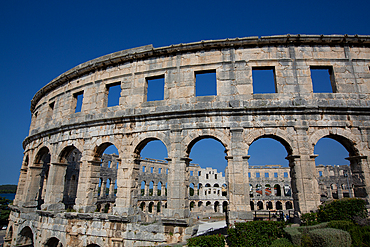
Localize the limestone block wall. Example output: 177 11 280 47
7 34 370 246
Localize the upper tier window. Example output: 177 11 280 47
195 70 217 96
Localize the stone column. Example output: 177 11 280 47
291 127 321 214
101 179 106 198
228 128 252 222
338 183 343 199
165 156 190 219
42 162 68 211
74 160 101 212
109 180 115 197
163 128 190 219
145 182 149 196
346 156 369 200
113 154 139 217
23 165 44 208
327 185 332 199
13 167 28 206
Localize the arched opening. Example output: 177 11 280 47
284 185 291 196
187 137 228 216
135 139 168 213
214 201 220 212
148 202 154 213
223 201 228 213
250 201 255 210
266 201 273 210
34 147 51 209
190 201 195 211
274 184 281 196
45 237 62 247
59 146 81 209
265 184 271 196
95 143 119 212
222 183 227 196
198 201 203 207
276 201 283 210
17 226 34 247
314 136 364 199
248 136 292 211
141 181 145 196
257 201 263 210
140 202 145 211
256 184 262 196
157 181 162 196
189 183 195 196
286 201 293 210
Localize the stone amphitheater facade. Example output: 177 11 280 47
6 34 370 246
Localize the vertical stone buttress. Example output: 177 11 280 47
114 150 139 217
165 129 189 219
74 149 101 212
227 128 252 221
292 127 321 214
42 162 68 211
13 167 28 206
24 164 44 208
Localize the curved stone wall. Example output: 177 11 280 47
7 34 370 247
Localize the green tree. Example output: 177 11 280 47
0 196 11 226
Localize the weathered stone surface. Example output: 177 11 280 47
6 34 370 247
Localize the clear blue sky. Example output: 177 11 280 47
0 0 367 185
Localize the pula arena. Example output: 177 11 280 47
6 34 370 246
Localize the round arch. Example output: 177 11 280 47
34 146 51 164
44 237 63 247
309 129 361 156
246 134 294 157
131 132 170 156
184 134 229 157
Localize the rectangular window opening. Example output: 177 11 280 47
248 172 251 178
190 171 193 176
265 173 269 178
107 83 121 107
284 172 288 178
319 171 323 177
74 91 84 113
256 172 260 178
158 168 162 174
146 75 165 101
252 67 276 94
274 172 278 178
310 66 336 93
195 70 217 96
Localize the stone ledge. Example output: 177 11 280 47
108 215 129 222
161 218 188 226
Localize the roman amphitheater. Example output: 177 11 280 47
5 34 370 246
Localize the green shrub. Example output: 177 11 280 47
187 234 225 247
227 221 285 247
308 228 351 247
269 238 294 247
284 227 301 246
328 220 370 247
301 212 318 226
284 223 329 246
297 222 329 232
317 198 367 223
301 234 312 247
